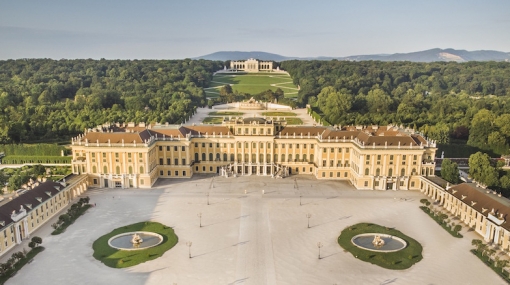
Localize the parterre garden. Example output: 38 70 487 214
205 73 298 99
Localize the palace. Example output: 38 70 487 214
71 118 437 190
229 58 273 72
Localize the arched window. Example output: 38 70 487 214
310 154 314 162
129 166 133 174
259 154 264 162
376 168 380 176
103 166 108 174
223 153 227 161
92 166 97 173
401 168 405 176
281 154 285 162
230 153 234 161
195 153 199 161
116 166 120 174
237 154 241 162
140 166 144 173
288 154 292 161
209 153 213 161
365 168 369 175
388 168 393 177
303 154 307 162
244 153 249 162
267 154 271 163
202 153 206 161
274 154 278 162
296 154 300 162
251 154 256 162
412 168 416 175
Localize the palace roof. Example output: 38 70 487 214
447 183 510 231
0 181 66 230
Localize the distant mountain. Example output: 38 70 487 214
195 49 510 62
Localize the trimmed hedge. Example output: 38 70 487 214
470 249 510 283
0 247 45 285
338 223 423 270
0 144 65 156
1 156 71 164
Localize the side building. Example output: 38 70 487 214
0 175 88 258
71 118 437 190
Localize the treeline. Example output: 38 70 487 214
211 85 297 108
0 59 223 143
281 60 510 154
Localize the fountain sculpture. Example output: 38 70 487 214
131 233 143 246
372 235 385 248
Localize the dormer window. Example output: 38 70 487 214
36 197 42 203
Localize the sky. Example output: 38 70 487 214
1 0 510 59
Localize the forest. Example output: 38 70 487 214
0 59 222 143
281 60 510 154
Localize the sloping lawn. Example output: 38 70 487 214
338 223 423 270
92 221 178 268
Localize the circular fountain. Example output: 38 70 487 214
108 232 163 251
351 233 407 252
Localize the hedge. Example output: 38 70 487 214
1 156 71 164
0 144 66 156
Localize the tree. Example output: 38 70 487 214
440 158 460 184
31 236 42 247
317 86 352 124
468 152 492 183
472 239 483 252
468 109 496 149
366 88 392 113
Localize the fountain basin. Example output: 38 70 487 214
351 233 407 252
108 231 163 251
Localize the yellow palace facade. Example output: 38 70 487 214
71 118 437 190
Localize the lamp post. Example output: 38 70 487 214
306 213 312 228
186 241 192 258
197 213 202 227
317 242 323 259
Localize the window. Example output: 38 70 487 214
159 146 162 151
337 172 340 177
103 166 108 174
102 153 106 158
388 168 393 176
160 170 163 175
376 168 380 176
322 172 325 177
400 181 404 186
209 143 212 148
330 160 334 167
175 158 179 165
289 144 293 149
140 166 144 173
116 166 120 174
331 148 334 152
168 171 171 175
364 181 368 187
209 153 213 161
183 171 186 176
139 153 142 158
403 155 406 160
195 142 198 147
411 181 415 187
182 159 186 165
344 172 348 177
92 153 96 158
174 146 177 151
296 144 300 149
129 166 133 174
202 153 206 161
210 166 213 171
375 181 379 187
365 168 369 175
182 146 185 151
159 158 163 165
203 166 205 171
167 158 171 165
401 168 405 176
413 155 417 160
323 148 326 153
93 178 98 184
92 166 97 173
322 160 326 167
346 148 349 153
175 171 179 176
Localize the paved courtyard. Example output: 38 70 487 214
8 175 504 285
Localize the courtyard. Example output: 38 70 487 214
7 175 504 285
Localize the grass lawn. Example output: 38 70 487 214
0 247 45 285
202 117 224 124
338 223 423 270
92 221 178 268
470 249 510 283
284 118 303 125
261 112 297 117
205 73 298 98
419 206 463 238
208 111 244 116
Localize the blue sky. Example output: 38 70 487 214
1 0 509 59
